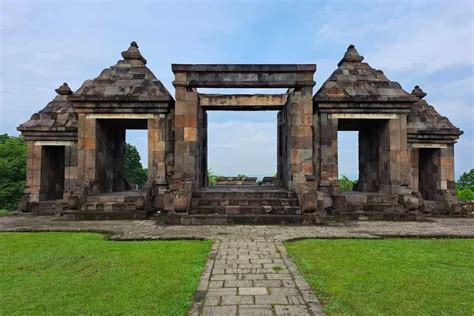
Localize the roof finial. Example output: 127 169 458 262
121 41 147 64
55 82 72 95
411 85 427 99
338 44 364 67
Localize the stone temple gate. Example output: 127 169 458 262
18 42 464 223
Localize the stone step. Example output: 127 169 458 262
82 202 138 212
61 210 147 220
156 213 317 225
192 190 297 199
32 200 64 215
190 205 301 215
191 198 299 207
342 203 405 213
87 195 143 203
337 211 419 221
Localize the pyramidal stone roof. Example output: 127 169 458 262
18 83 77 133
69 42 173 102
408 85 462 137
314 45 417 103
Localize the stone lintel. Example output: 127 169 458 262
34 140 75 146
68 95 172 102
199 94 287 110
172 64 316 73
85 113 157 120
172 64 316 88
329 113 398 120
411 143 448 149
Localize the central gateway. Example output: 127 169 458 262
169 64 319 223
18 43 463 222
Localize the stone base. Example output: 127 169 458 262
155 213 320 225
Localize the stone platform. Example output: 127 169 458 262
157 185 318 225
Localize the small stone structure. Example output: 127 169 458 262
18 43 464 223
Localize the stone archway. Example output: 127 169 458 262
168 64 318 216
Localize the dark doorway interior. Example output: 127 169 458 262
418 148 440 200
40 146 65 201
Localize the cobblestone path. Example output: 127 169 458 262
189 236 323 315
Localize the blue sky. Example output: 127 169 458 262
1 0 472 179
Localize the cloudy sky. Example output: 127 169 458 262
1 0 472 179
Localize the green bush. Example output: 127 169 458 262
457 189 474 201
0 134 26 211
208 169 217 186
456 169 474 201
338 175 356 192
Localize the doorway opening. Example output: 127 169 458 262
337 119 390 193
337 131 358 192
207 111 277 186
95 119 148 193
418 148 440 200
40 146 65 201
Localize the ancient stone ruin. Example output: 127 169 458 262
18 43 464 223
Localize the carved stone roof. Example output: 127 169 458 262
18 83 77 133
69 42 173 103
314 45 417 103
408 86 462 139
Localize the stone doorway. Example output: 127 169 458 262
337 118 391 193
95 119 148 193
39 146 65 201
206 111 278 187
418 148 440 201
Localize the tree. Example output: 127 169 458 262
457 169 474 189
124 143 147 188
338 175 356 192
0 134 26 211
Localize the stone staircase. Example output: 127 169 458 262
157 185 315 225
61 190 148 220
32 200 64 215
334 191 418 220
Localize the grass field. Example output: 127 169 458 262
286 238 474 315
0 209 11 216
0 232 212 315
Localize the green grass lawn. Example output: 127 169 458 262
286 239 474 315
0 232 212 315
0 208 11 216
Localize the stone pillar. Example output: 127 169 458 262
77 114 97 185
26 141 41 204
409 146 419 193
382 115 409 195
148 114 167 185
286 87 317 213
440 144 455 195
318 113 339 194
170 87 200 212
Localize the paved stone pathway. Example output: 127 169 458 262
1 215 473 315
188 236 323 315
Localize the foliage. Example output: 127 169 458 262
0 134 26 211
237 174 247 180
457 169 474 188
338 175 356 191
286 239 474 315
208 169 217 186
0 232 212 314
456 169 474 201
457 188 474 201
124 143 147 188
